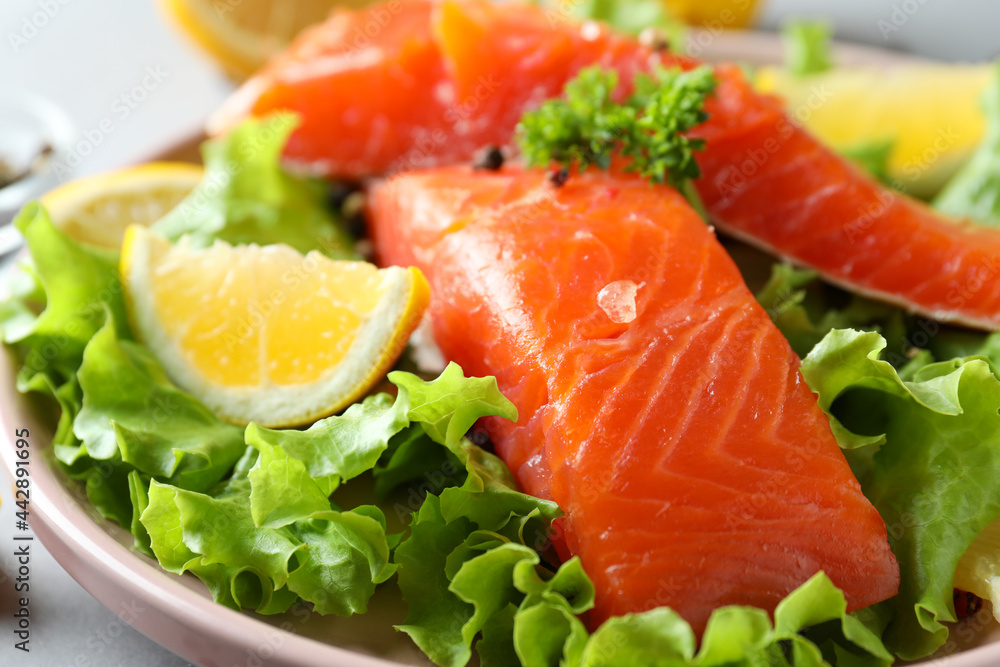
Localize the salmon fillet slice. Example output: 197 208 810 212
368 163 899 632
212 0 1000 330
691 74 1000 330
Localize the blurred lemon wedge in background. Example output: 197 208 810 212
661 0 759 28
121 225 429 427
756 64 993 197
158 0 375 79
42 162 202 249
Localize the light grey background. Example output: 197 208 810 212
0 0 997 665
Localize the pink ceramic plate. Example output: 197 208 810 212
2 29 1000 667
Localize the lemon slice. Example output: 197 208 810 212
120 225 430 427
158 0 375 80
42 162 203 249
756 64 993 197
662 0 759 27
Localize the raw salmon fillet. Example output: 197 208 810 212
692 78 1000 330
368 163 899 632
211 0 651 178
213 0 1000 330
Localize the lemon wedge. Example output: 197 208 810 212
662 0 759 27
756 64 993 197
42 162 203 249
158 0 375 80
120 225 429 427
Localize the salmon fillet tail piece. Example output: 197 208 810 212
214 0 1000 331
367 164 899 634
690 69 1000 330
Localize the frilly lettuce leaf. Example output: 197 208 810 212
128 470 153 556
438 437 560 528
569 573 891 667
372 425 466 501
285 508 397 614
783 21 833 77
391 421 558 665
143 478 396 616
138 362 527 621
244 393 410 527
0 253 45 344
4 203 129 388
841 137 896 185
0 205 247 523
249 393 409 488
245 435 334 529
802 329 1000 659
73 313 246 490
395 494 478 667
391 362 517 448
565 0 683 38
151 114 356 257
755 263 906 360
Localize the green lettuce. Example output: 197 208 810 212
802 329 1000 659
924 329 1000 370
841 137 896 185
576 573 890 667
391 363 516 448
783 21 834 77
389 366 562 666
3 203 129 389
152 114 356 257
72 314 246 490
568 0 683 38
372 425 465 501
754 263 905 359
138 363 528 619
143 476 396 616
0 204 247 523
245 393 410 527
934 63 1000 224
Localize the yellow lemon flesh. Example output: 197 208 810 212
121 225 429 427
662 0 759 28
756 64 994 198
42 162 202 249
158 0 376 80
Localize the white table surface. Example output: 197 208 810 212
0 1 997 665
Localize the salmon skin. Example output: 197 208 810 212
213 0 1000 331
368 163 899 633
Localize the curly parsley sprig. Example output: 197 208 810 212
516 64 717 197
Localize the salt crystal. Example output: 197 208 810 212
597 280 638 324
580 21 601 41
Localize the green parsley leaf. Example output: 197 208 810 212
516 64 717 191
